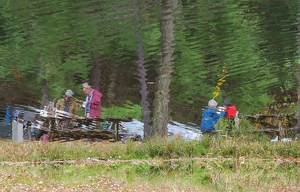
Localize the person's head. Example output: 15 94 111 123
82 82 93 95
83 87 93 95
223 101 232 107
208 99 218 108
65 90 74 102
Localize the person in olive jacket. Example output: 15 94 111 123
56 89 79 116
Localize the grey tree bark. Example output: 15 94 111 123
151 0 178 138
297 3 300 135
30 17 50 109
89 52 102 90
39 66 50 109
132 0 152 139
106 69 117 107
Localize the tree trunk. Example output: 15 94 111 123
106 69 117 107
89 52 102 90
297 3 300 135
39 66 50 109
151 0 178 138
297 79 300 134
132 0 152 139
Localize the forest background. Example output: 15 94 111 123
0 0 300 138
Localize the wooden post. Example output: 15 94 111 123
115 121 119 141
278 120 284 139
234 111 239 129
12 120 24 142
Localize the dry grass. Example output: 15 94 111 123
0 135 299 191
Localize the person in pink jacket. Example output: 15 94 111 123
82 83 103 117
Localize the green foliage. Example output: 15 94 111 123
0 0 299 124
121 137 211 159
101 101 142 120
276 145 299 157
77 107 84 116
170 0 299 122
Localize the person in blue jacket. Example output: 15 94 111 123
200 99 226 133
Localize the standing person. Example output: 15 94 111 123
56 90 78 116
81 83 102 118
223 101 238 130
200 99 226 134
223 101 237 119
55 89 79 133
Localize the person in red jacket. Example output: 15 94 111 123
223 101 237 118
223 101 237 119
81 83 103 118
222 101 238 131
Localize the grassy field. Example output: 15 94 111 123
0 134 299 191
